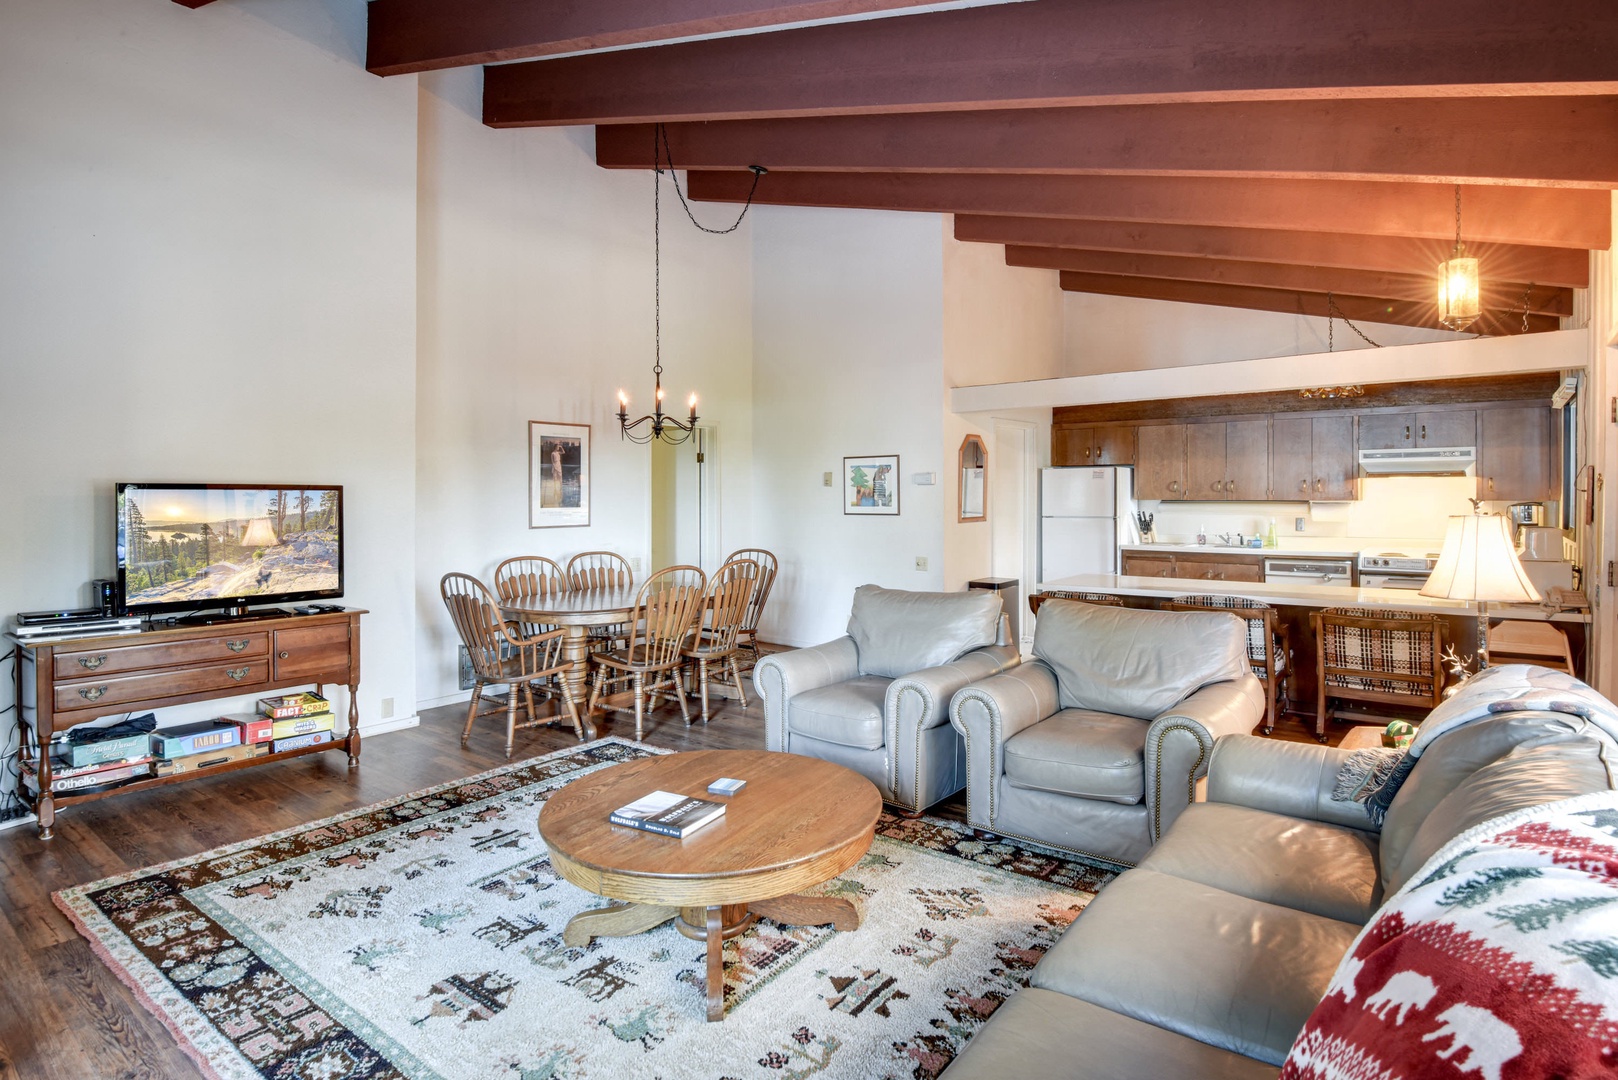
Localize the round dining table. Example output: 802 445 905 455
502 585 639 741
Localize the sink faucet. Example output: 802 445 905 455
1217 532 1245 547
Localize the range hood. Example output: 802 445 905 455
1358 446 1476 476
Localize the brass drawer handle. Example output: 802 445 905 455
77 655 107 671
227 667 249 681
78 686 108 702
226 639 250 653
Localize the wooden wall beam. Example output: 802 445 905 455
598 97 1618 188
1056 272 1559 336
688 172 1613 249
1053 373 1565 424
1009 247 1574 317
483 0 1618 125
367 0 944 76
955 216 1591 289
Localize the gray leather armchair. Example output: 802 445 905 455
754 585 1020 813
950 600 1264 864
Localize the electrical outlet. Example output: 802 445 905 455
915 556 928 571
1295 517 1306 532
823 471 834 487
381 697 395 719
631 556 643 572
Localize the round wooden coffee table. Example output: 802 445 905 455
537 749 882 1021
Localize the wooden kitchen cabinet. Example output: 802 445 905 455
1122 554 1177 578
1054 424 1135 466
1479 406 1554 502
1121 551 1264 582
1271 416 1356 501
1134 424 1187 500
1186 420 1268 501
1360 410 1476 450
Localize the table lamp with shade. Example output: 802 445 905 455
1419 511 1540 668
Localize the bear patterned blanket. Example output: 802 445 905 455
1282 789 1618 1080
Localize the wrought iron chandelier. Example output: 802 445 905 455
617 126 765 445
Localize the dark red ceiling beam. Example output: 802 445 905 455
954 216 1591 290
598 97 1618 188
1056 272 1557 336
1010 247 1573 316
171 0 217 7
688 172 1613 249
484 0 1618 125
367 0 948 76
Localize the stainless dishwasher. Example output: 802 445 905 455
1263 558 1353 586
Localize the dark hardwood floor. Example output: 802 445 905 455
0 662 1354 1080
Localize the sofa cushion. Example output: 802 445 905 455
1032 602 1249 720
847 584 1001 679
1033 868 1361 1066
1139 803 1382 924
787 675 892 750
1381 736 1614 895
939 988 1280 1080
1003 708 1146 805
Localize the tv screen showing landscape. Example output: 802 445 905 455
117 483 343 612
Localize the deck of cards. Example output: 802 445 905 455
707 777 747 796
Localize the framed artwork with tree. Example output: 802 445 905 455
843 455 900 516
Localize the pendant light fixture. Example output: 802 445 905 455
1437 185 1481 331
617 126 765 445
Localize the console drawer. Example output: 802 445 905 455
273 623 350 681
55 660 271 714
52 633 270 680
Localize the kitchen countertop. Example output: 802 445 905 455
1036 573 1590 624
1120 543 1360 560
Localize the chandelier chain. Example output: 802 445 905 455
1520 283 1534 334
656 124 765 236
1453 183 1463 257
1325 292 1382 350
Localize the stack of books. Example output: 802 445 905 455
257 693 337 751
609 790 727 838
12 608 141 642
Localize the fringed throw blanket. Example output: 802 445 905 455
1361 665 1618 826
1283 789 1618 1080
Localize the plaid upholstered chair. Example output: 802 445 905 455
1169 595 1290 736
1029 590 1125 615
1311 607 1446 742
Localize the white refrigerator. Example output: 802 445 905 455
1039 467 1139 584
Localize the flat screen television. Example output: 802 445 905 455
116 483 343 617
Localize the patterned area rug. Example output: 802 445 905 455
57 738 1119 1080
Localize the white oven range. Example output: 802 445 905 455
1358 550 1439 590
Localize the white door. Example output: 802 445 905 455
1040 517 1117 582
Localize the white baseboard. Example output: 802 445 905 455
419 689 473 711
358 714 420 738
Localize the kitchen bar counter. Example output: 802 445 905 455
1038 573 1590 624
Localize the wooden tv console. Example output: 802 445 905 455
13 609 364 839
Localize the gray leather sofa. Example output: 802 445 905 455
942 707 1618 1079
950 600 1265 864
754 585 1020 812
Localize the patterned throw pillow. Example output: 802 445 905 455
1281 791 1618 1080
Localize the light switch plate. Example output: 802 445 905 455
913 472 936 485
915 556 929 571
823 471 834 487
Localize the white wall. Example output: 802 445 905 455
0 0 419 773
752 207 945 646
1062 292 1466 375
941 224 1065 592
414 71 754 705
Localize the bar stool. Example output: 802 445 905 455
1313 607 1446 742
1169 594 1289 735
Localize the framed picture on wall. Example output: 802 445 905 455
529 421 590 528
843 454 900 516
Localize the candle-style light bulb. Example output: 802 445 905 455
688 393 698 419
617 390 627 411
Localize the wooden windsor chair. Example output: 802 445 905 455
440 572 583 757
724 547 778 669
680 558 759 723
588 566 707 741
566 550 635 656
494 556 571 703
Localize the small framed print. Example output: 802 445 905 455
529 421 590 528
843 454 900 516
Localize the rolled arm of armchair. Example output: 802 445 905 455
1142 672 1265 842
1207 735 1382 832
887 644 1021 806
753 637 860 751
948 661 1060 829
